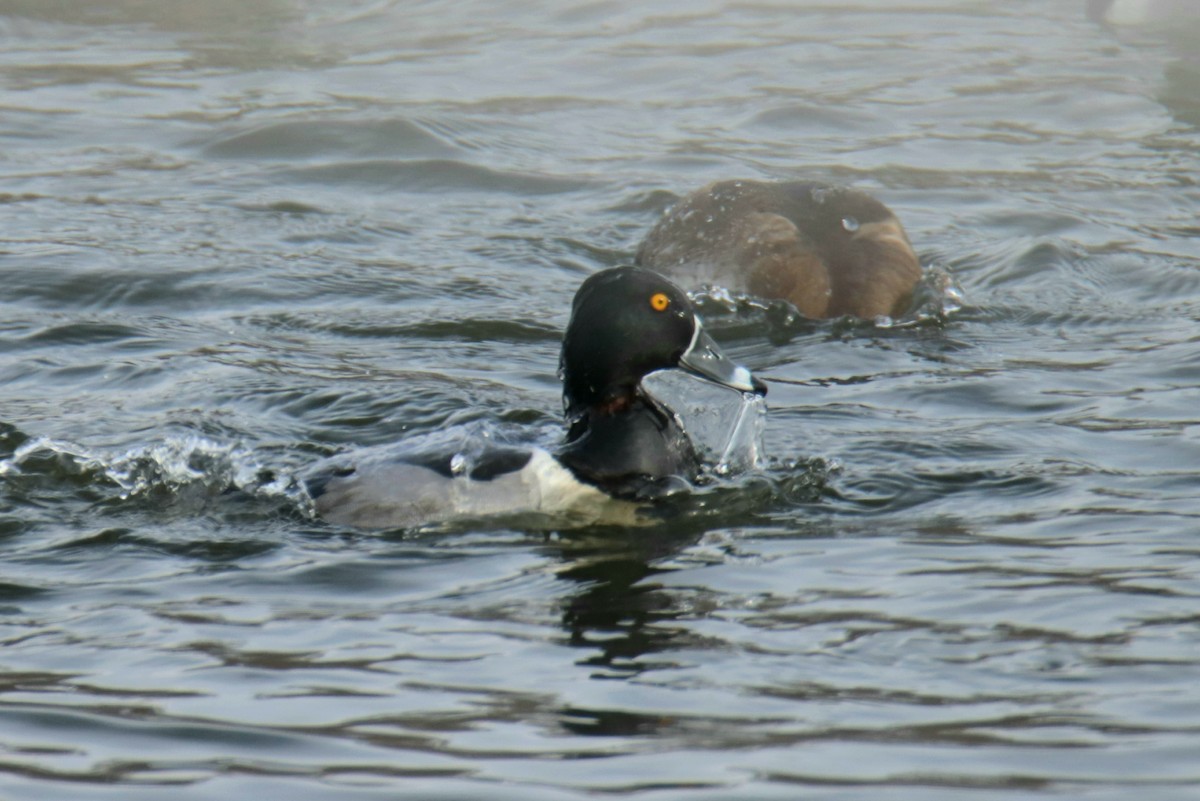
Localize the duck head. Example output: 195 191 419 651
560 266 765 417
556 267 765 499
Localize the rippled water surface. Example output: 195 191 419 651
3 1 1200 798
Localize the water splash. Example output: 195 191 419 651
106 436 299 501
0 436 107 479
643 370 766 481
906 263 965 324
0 434 307 509
714 391 766 476
689 261 965 334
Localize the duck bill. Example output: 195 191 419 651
678 321 767 396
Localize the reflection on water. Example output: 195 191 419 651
2 1 1200 799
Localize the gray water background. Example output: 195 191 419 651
1 1 1199 798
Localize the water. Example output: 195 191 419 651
2 1 1200 798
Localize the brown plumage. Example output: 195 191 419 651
636 180 922 319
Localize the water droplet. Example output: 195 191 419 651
449 453 467 475
841 216 859 232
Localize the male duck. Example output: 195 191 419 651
636 179 922 320
309 266 766 530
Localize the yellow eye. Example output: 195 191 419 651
649 292 670 312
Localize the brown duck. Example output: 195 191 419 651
636 179 922 319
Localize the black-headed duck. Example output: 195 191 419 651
309 266 765 529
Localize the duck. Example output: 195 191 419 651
308 266 766 530
636 179 922 320
1087 0 1200 26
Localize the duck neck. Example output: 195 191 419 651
561 352 635 418
563 382 637 424
556 388 701 501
